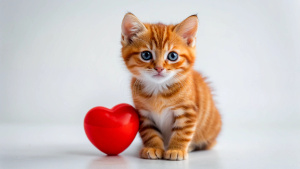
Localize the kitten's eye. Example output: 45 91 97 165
141 51 152 61
167 52 178 61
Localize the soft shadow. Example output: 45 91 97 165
188 149 222 169
121 142 143 157
65 150 101 157
87 156 129 169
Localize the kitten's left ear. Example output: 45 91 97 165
121 12 147 43
174 15 198 47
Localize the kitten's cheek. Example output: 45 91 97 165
130 69 141 76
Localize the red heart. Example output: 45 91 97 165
84 103 139 155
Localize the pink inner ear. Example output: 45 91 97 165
175 16 198 46
123 21 135 37
186 37 194 46
122 14 146 41
177 27 196 46
182 28 196 39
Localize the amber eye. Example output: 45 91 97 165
141 51 152 61
167 52 178 61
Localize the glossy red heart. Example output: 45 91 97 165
84 103 139 155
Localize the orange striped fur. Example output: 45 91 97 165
121 13 222 160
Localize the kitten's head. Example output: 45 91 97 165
121 13 198 84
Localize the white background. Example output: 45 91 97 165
0 0 300 168
1 0 299 126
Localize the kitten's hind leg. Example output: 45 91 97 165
191 139 217 151
188 143 198 152
203 140 217 150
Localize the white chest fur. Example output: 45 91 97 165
140 109 174 148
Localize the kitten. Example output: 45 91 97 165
121 13 222 161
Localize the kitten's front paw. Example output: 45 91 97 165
140 147 164 160
164 149 188 161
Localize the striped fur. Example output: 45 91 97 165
121 13 222 161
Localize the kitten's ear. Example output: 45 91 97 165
174 15 198 47
121 12 147 43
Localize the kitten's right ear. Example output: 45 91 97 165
121 13 147 43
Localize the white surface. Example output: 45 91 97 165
1 124 299 169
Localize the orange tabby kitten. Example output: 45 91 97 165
121 13 222 161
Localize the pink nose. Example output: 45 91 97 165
154 67 164 73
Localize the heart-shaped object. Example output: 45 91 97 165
84 103 139 155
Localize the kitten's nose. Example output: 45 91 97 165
154 66 164 73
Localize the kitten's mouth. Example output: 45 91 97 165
153 74 164 78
